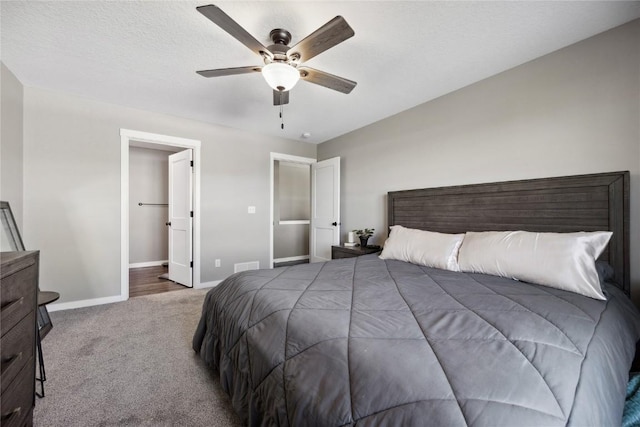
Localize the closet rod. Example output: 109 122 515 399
138 203 168 207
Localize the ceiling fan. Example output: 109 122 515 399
196 4 357 107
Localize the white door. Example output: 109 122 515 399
310 157 340 262
168 149 193 287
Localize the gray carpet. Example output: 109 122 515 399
34 289 241 426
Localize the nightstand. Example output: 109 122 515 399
331 245 381 259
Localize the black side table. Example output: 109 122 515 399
36 291 60 398
331 245 381 259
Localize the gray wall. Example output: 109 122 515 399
129 146 169 264
273 161 310 259
1 63 24 229
22 86 316 303
318 20 640 301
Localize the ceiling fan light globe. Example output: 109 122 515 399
262 62 300 92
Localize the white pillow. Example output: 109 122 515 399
457 231 612 300
379 225 465 271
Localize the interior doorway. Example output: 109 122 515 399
128 144 194 295
273 159 312 267
120 129 201 300
270 153 315 268
129 145 171 295
269 153 342 268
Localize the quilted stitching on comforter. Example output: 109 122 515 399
193 255 640 426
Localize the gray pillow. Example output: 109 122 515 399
596 260 615 283
595 260 616 299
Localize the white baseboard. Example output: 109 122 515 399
273 255 310 263
48 281 219 312
129 260 168 268
47 295 127 312
195 280 222 289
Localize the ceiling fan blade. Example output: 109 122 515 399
273 90 290 106
197 4 272 59
299 67 357 94
196 66 261 78
288 16 354 63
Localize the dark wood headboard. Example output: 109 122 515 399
388 171 630 295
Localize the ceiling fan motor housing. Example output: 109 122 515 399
267 29 302 65
266 44 290 62
264 30 293 64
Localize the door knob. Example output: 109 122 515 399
331 222 337 226
165 222 171 226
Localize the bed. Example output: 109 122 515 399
193 171 640 426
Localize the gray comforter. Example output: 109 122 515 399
193 255 640 426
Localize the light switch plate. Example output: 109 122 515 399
248 206 256 214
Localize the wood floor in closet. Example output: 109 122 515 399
129 265 187 297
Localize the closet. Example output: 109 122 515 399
128 146 183 296
129 147 169 265
273 160 311 267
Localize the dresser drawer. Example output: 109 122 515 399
0 356 34 427
1 256 37 336
1 310 35 393
331 246 381 259
332 247 357 259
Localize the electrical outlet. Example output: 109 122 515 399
215 259 221 268
248 206 256 214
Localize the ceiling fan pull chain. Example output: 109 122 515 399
280 97 285 129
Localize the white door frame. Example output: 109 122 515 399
120 129 202 300
269 152 316 269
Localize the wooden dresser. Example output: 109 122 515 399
1 251 39 427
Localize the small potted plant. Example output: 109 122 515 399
353 228 375 247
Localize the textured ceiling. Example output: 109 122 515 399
2 1 639 144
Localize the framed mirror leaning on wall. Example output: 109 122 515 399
0 201 53 337
1 201 24 251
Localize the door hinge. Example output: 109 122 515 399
190 211 193 218
190 261 193 268
190 160 193 167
